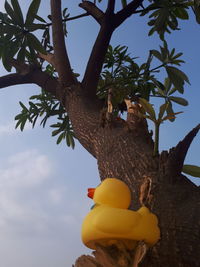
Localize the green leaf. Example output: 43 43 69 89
25 0 41 26
50 123 62 128
26 39 37 63
15 119 22 129
56 132 65 145
151 49 163 61
158 102 168 120
11 0 24 26
172 52 183 60
26 33 46 54
148 27 156 36
35 14 46 23
27 23 46 31
66 132 75 149
156 87 165 97
4 1 18 25
162 111 183 122
3 24 21 35
168 87 177 96
174 8 189 20
62 7 69 19
138 98 156 120
154 9 168 31
169 96 188 106
164 77 172 94
168 66 190 84
52 129 62 137
182 164 200 178
166 66 190 93
166 101 175 122
2 38 20 71
121 0 127 8
19 101 28 111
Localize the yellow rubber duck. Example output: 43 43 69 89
81 178 160 250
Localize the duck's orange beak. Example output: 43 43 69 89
87 188 95 199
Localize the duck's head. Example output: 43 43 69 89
87 178 131 209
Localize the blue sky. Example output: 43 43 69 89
0 1 200 266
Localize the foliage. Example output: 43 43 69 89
182 164 200 177
97 43 189 116
0 0 74 147
0 0 47 71
0 0 199 161
138 98 183 155
15 90 75 148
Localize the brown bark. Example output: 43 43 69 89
69 93 200 266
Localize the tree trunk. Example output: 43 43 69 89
63 86 200 267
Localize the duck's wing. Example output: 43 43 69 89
93 207 141 234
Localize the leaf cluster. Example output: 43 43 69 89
0 0 49 71
97 45 141 110
139 97 183 155
15 90 75 148
139 98 182 125
141 0 191 40
97 43 189 116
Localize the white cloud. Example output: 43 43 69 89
0 148 92 266
61 214 78 226
0 121 32 137
0 150 52 228
0 122 17 136
48 188 64 204
0 150 51 188
0 149 83 235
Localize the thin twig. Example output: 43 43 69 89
45 12 89 26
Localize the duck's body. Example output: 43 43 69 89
81 178 160 249
82 204 159 249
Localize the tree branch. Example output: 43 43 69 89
81 23 114 97
114 0 144 28
38 52 56 68
50 0 77 86
81 0 145 98
167 124 200 177
46 12 89 26
0 69 58 97
79 1 104 25
106 0 115 15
